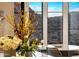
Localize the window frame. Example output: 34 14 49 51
25 2 69 50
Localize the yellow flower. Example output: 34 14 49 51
0 36 22 50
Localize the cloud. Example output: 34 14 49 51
30 5 41 11
48 13 62 17
48 7 55 12
48 7 60 12
70 8 79 12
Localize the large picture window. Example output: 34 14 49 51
14 2 21 25
48 2 63 44
69 2 79 45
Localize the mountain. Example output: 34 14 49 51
69 12 79 45
29 8 43 40
29 7 79 45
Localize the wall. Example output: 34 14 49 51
0 2 14 37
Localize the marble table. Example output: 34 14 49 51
68 45 79 51
38 45 79 57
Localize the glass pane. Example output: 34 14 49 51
14 14 20 25
29 2 42 12
69 2 79 45
48 13 63 44
69 12 79 29
14 2 21 13
29 2 43 41
48 2 62 12
69 30 79 45
69 2 79 12
48 13 62 17
14 2 21 26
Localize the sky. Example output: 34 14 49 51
29 2 79 17
29 2 42 11
69 2 79 12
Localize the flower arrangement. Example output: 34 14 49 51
17 11 40 57
0 36 22 51
0 9 40 57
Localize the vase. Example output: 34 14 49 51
21 51 32 57
4 49 16 57
25 52 32 57
0 48 4 57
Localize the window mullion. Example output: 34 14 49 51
62 2 69 50
42 2 48 49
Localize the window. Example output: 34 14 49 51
48 2 63 44
29 2 43 41
69 2 79 45
14 2 21 25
